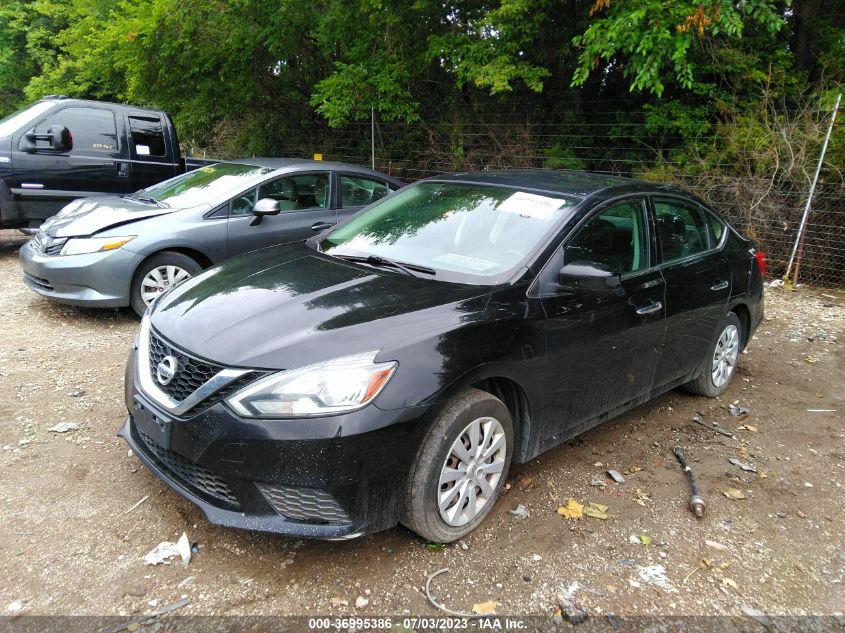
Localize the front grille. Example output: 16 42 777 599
148 329 224 403
31 232 67 256
258 483 351 524
136 428 241 509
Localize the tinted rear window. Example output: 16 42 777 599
129 116 166 157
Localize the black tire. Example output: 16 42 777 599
683 311 743 397
402 388 513 543
130 251 202 317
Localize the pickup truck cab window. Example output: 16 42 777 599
23 106 119 154
129 115 166 157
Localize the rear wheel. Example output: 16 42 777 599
402 388 513 543
130 251 201 317
684 312 743 397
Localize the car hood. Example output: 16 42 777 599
150 243 492 369
41 196 187 238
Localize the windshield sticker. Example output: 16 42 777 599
434 253 499 272
498 191 565 220
135 144 150 155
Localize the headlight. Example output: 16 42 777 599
59 236 135 256
225 351 397 418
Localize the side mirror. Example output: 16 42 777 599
49 125 73 152
249 198 281 226
23 125 73 153
558 260 621 293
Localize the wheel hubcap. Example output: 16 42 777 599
711 324 739 388
140 265 191 306
438 416 507 527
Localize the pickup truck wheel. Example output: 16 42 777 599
402 388 513 543
130 251 201 317
683 312 743 397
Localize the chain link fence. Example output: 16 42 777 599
233 110 844 288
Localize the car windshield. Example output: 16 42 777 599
133 163 273 209
0 101 56 138
320 182 577 284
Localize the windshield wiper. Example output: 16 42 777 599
332 253 436 278
135 196 169 209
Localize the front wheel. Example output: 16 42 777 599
130 251 202 317
402 388 513 543
684 312 743 397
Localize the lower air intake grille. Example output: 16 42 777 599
258 483 351 524
137 429 240 509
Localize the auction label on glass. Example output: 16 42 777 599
498 191 565 219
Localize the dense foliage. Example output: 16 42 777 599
0 1 843 281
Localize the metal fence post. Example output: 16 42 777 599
783 93 841 284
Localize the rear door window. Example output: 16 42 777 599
654 199 711 263
129 115 167 157
340 174 391 207
25 106 118 154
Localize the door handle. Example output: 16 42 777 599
710 280 729 291
311 222 335 231
635 301 663 315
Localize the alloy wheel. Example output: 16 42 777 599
711 324 739 388
438 416 507 527
140 265 192 306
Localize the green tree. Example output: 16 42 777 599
570 0 789 97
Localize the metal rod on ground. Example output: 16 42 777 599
784 92 841 282
371 106 375 170
792 212 809 287
673 446 706 518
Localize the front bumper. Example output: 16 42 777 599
19 238 137 308
119 351 428 538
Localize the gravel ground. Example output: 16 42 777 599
1 229 843 625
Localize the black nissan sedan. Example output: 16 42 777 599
119 170 765 542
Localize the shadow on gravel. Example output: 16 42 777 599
0 231 28 256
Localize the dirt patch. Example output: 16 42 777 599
1 229 843 620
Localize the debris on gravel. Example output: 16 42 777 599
0 231 843 618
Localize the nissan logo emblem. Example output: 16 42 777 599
156 355 178 386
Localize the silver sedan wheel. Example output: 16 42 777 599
140 265 192 306
712 324 740 388
438 416 507 527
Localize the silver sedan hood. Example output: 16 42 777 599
41 196 202 238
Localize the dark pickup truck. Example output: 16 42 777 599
0 96 213 232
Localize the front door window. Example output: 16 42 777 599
564 199 650 274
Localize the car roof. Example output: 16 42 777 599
230 157 401 182
427 169 656 198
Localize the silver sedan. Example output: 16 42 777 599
19 158 402 315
